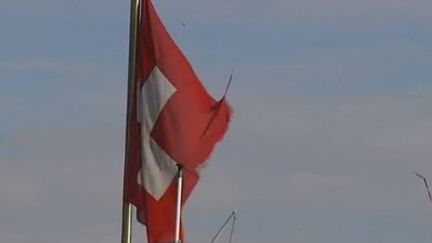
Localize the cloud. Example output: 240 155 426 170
0 58 77 72
154 0 432 25
0 166 43 211
0 0 11 6
0 222 119 243
0 0 126 18
0 99 17 111
0 119 124 243
172 34 432 241
1 1 431 242
183 76 432 217
181 83 432 242
269 0 432 22
0 57 121 76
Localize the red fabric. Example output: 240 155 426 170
123 0 232 242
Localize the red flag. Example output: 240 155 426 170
123 0 232 242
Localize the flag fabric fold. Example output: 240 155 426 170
123 0 232 242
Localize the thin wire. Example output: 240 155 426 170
228 213 237 243
210 211 237 243
223 71 234 97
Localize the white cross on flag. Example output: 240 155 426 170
123 0 232 242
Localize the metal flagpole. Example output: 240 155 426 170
175 166 184 243
121 0 141 243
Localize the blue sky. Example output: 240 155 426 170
1 0 432 242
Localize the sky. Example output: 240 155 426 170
1 0 432 242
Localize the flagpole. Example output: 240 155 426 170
175 166 184 243
121 0 141 243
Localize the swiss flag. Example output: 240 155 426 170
123 0 232 242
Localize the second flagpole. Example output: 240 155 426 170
175 166 184 243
